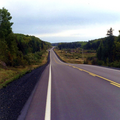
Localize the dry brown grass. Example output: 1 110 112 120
40 52 48 65
54 49 84 64
54 48 96 65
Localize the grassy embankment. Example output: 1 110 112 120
54 48 96 64
0 51 49 89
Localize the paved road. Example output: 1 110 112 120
18 48 120 120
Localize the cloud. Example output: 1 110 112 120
1 0 120 43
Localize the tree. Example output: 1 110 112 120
119 30 120 36
0 8 15 66
97 41 104 60
0 8 51 66
106 28 113 36
0 7 13 39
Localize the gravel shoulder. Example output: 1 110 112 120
0 53 50 120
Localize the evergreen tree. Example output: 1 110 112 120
0 7 13 39
97 41 104 60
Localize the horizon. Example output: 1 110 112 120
1 0 120 43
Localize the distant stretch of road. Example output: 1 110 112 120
18 48 120 120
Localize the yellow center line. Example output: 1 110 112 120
110 81 120 87
71 65 120 89
54 58 60 64
53 57 120 89
89 73 97 77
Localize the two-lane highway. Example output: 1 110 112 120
18 48 120 120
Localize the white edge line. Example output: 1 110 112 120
44 63 51 120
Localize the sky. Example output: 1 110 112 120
0 0 120 43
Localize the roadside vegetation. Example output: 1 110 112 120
54 48 96 64
0 8 51 88
0 52 49 89
56 28 120 68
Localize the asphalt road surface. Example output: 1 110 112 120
18 48 120 120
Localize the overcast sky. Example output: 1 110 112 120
1 0 120 43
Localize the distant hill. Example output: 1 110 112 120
52 43 59 46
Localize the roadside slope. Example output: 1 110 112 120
0 53 50 120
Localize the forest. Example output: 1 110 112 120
0 8 51 67
57 31 120 67
96 35 120 67
57 42 87 49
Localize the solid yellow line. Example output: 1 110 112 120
96 75 112 82
54 56 120 89
110 83 120 88
66 64 120 89
89 73 97 77
54 58 60 64
72 66 78 69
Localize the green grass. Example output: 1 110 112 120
0 52 49 89
0 69 30 88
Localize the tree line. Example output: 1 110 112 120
96 35 120 67
0 8 51 67
57 42 87 50
56 29 120 67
